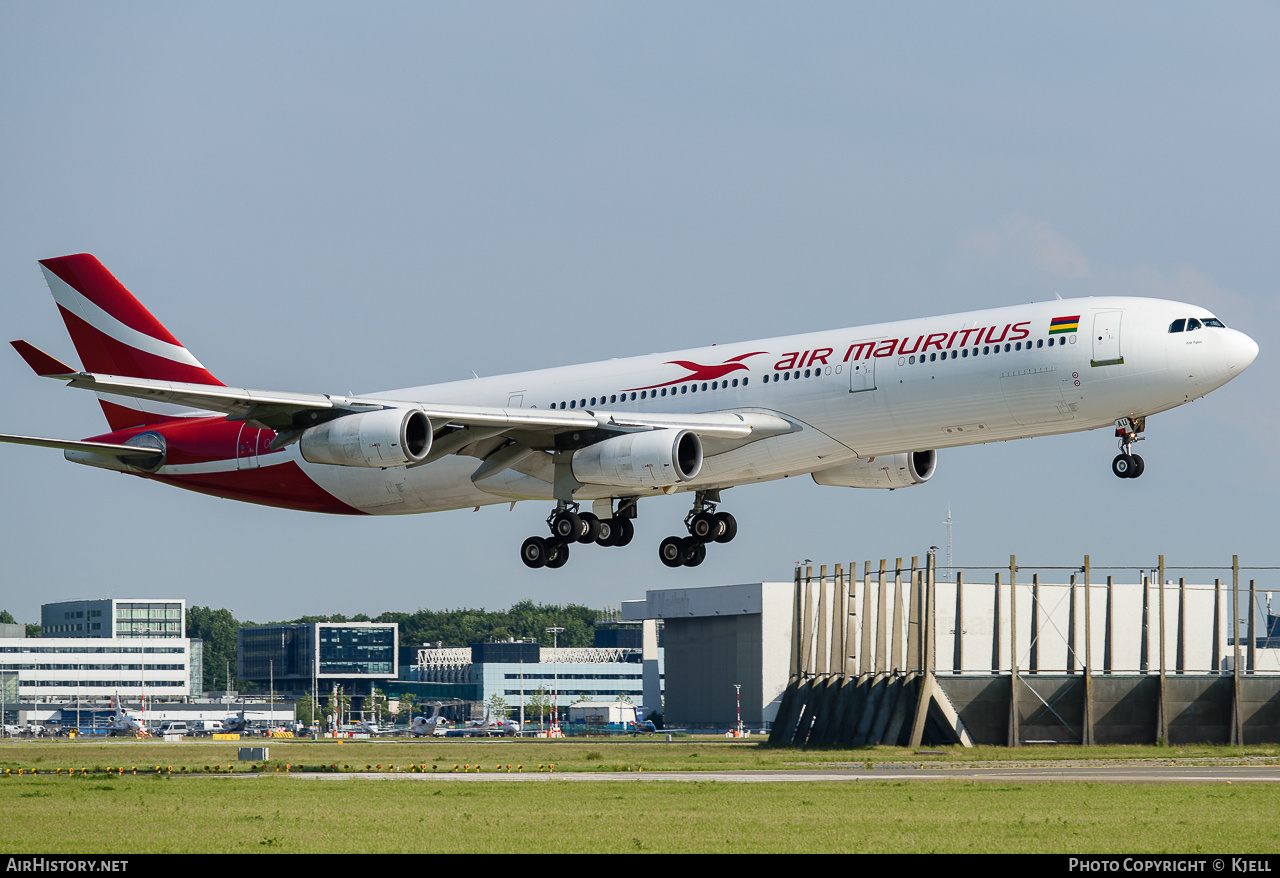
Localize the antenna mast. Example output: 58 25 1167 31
943 506 957 581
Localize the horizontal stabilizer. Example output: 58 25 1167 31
10 341 76 378
0 432 162 459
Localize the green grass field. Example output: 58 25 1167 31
1 739 1278 853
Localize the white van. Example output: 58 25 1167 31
158 721 189 736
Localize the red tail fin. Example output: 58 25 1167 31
38 254 224 430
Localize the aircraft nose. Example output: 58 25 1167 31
1226 329 1259 371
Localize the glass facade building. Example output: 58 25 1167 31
41 599 185 639
237 623 398 694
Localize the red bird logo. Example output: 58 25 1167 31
623 352 768 391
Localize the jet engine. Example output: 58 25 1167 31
299 408 432 468
571 428 703 488
811 450 937 489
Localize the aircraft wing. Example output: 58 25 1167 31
13 340 798 465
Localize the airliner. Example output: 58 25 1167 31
0 254 1258 569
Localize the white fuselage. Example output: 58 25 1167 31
244 296 1256 514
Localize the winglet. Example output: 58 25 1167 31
10 340 77 378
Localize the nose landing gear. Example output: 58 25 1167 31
1112 416 1146 479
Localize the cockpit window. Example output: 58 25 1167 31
1203 317 1226 328
1186 318 1202 331
1169 319 1185 333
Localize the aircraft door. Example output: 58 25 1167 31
1091 311 1124 367
236 423 259 470
848 340 878 393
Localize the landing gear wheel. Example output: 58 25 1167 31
689 512 721 541
545 540 570 568
659 536 685 568
551 511 582 540
681 537 706 567
613 518 634 547
595 518 616 547
577 512 602 543
1111 454 1136 479
713 512 737 543
1129 454 1145 478
520 536 548 569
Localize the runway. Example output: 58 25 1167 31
263 760 1280 784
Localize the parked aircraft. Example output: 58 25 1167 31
354 719 401 736
0 254 1258 568
107 703 145 736
465 711 521 737
222 711 248 734
408 701 461 737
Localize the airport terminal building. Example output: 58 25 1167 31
1 598 200 712
403 630 664 722
236 622 399 704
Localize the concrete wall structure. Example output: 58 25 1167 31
768 559 1280 746
623 583 792 728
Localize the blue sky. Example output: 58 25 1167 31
1 3 1277 625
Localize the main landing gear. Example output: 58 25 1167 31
658 492 737 568
520 500 636 569
1111 416 1147 479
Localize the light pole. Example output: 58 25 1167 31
545 626 564 735
734 684 742 737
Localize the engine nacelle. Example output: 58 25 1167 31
811 450 936 489
571 428 703 488
299 409 432 468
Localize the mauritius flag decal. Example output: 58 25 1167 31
1049 315 1080 334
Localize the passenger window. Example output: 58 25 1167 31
794 371 800 379
732 379 739 387
1169 319 1185 333
1004 344 1011 352
783 372 790 381
983 346 989 355
702 383 708 391
1037 339 1043 348
569 400 576 409
909 355 915 364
